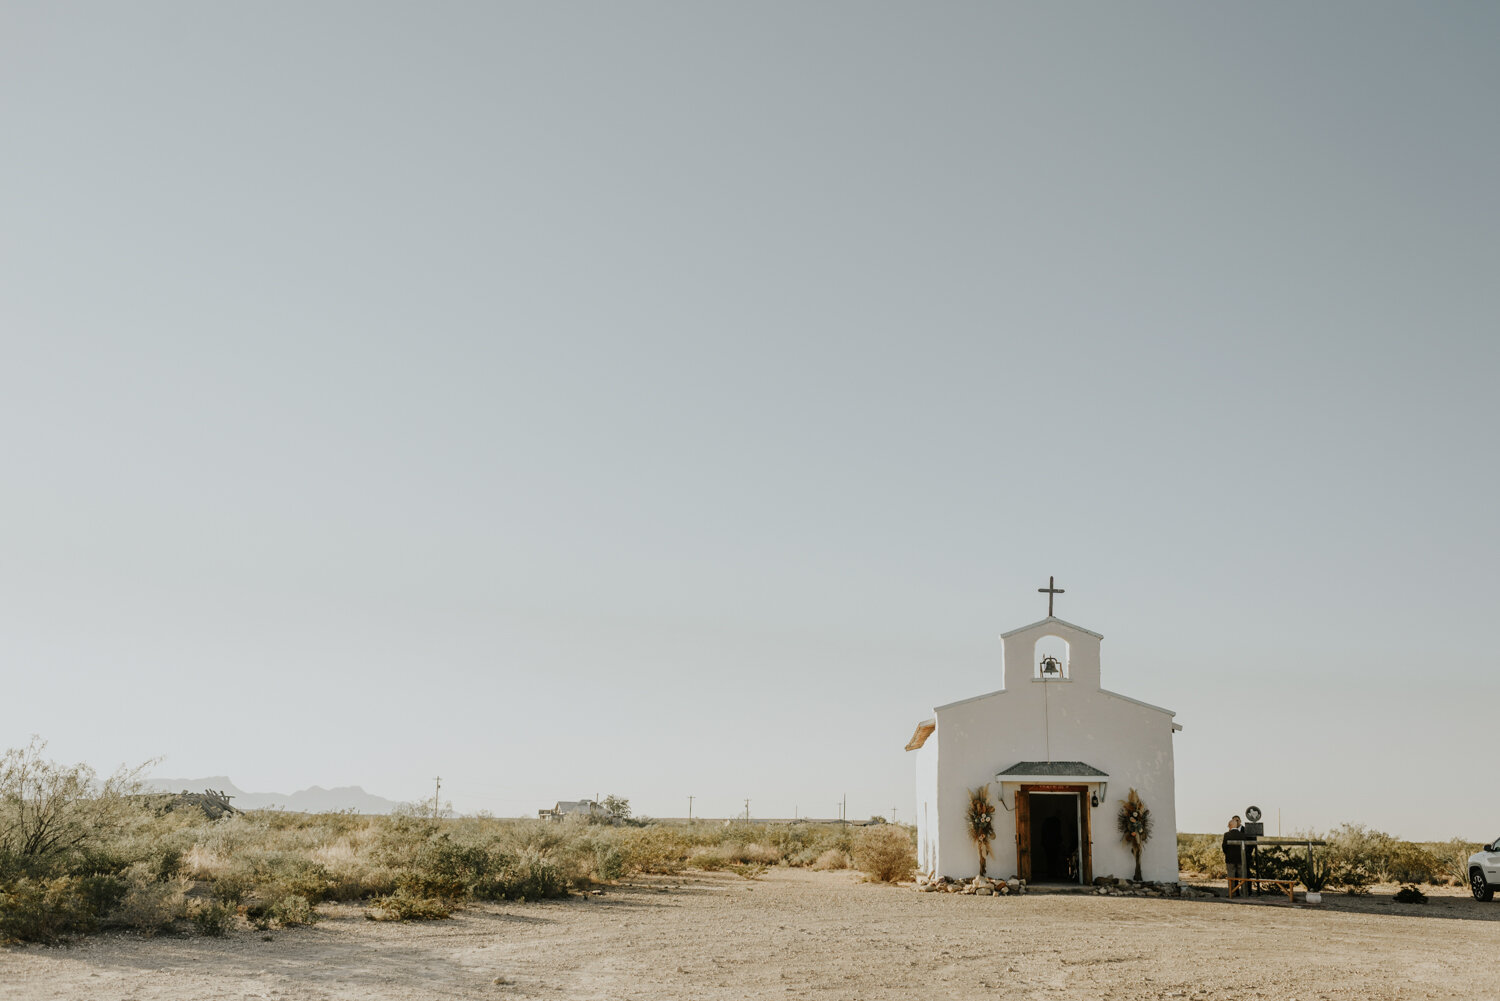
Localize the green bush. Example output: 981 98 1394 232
395 839 488 901
270 894 317 927
77 873 130 916
486 849 569 901
189 899 237 936
1248 846 1300 884
1384 843 1439 884
245 892 319 930
591 843 628 881
1322 824 1440 884
1335 862 1372 895
114 876 187 936
366 892 453 921
0 877 101 943
326 864 397 901
251 853 335 903
211 871 251 905
619 827 691 874
688 848 729 871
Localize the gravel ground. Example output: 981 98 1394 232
3 869 1497 1000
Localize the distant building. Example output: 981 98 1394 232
538 798 603 822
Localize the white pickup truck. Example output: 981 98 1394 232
1470 840 1500 901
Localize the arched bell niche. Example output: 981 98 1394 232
1033 634 1070 680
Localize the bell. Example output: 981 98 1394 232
1040 654 1062 676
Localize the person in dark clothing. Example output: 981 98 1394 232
1222 816 1245 896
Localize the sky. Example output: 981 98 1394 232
1 2 1496 840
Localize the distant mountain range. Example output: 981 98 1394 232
143 776 403 815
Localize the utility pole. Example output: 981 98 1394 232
744 798 751 821
892 807 898 825
841 793 847 827
432 776 442 819
687 795 694 821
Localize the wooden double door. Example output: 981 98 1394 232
1014 784 1092 885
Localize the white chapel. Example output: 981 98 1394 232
907 581 1181 883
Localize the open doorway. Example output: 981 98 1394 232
1021 790 1087 884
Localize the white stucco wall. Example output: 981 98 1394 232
914 738 939 876
917 618 1179 883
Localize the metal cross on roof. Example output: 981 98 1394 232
1038 575 1065 616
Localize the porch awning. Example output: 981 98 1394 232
994 761 1108 784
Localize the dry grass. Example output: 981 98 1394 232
2 767 909 943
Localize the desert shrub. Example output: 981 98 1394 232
269 894 317 926
620 827 691 874
1320 824 1440 884
728 862 766 880
738 843 782 866
810 849 849 871
1176 834 1226 877
326 863 397 901
211 870 252 905
687 848 729 871
1335 862 1372 895
1393 883 1428 904
0 877 101 943
369 812 443 869
189 899 237 936
145 846 184 882
1384 843 1440 884
76 873 131 915
488 819 573 858
591 843 628 881
395 839 488 901
851 826 916 883
763 823 817 862
114 876 187 936
0 738 148 867
245 892 319 930
1433 838 1484 887
366 892 453 921
480 849 569 902
237 852 335 904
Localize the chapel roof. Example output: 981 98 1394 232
999 616 1103 640
996 761 1108 777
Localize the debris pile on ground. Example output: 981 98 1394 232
164 789 241 820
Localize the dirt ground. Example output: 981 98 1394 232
4 870 1498 1000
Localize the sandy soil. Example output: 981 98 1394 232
4 870 1499 1000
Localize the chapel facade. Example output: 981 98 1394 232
907 599 1181 883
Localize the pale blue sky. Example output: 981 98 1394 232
2 3 1496 838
